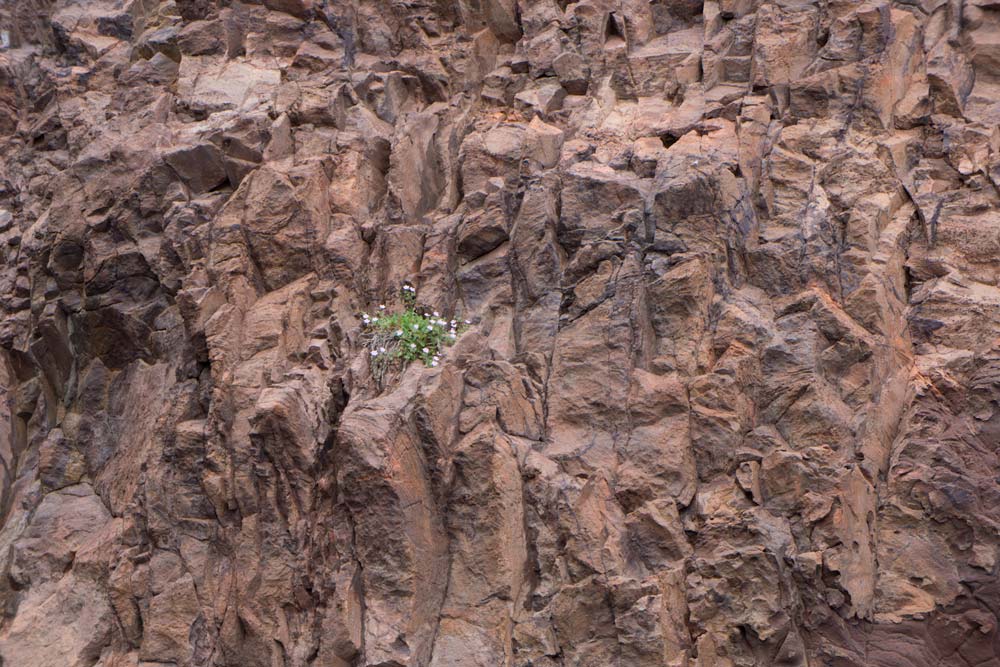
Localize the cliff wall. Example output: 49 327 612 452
1 1 999 665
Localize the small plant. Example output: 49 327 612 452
360 284 469 383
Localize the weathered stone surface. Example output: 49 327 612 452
0 1 999 666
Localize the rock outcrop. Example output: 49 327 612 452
1 1 999 666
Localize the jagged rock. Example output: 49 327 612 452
553 51 590 95
513 81 567 118
1 1 999 666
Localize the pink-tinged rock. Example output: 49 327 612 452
1 1 999 666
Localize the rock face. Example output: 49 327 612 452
1 1 999 666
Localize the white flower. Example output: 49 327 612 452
433 311 440 317
372 317 379 323
431 361 438 367
450 320 456 326
410 343 416 349
395 330 403 336
464 319 471 325
426 326 433 331
379 347 386 353
422 347 429 353
379 304 385 310
370 350 378 357
413 324 420 330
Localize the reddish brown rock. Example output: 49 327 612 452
1 1 999 666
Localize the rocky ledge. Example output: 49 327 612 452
1 0 999 666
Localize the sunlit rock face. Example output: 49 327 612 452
1 1 999 666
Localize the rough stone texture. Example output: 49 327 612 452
0 1 999 666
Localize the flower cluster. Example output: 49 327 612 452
359 287 469 382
